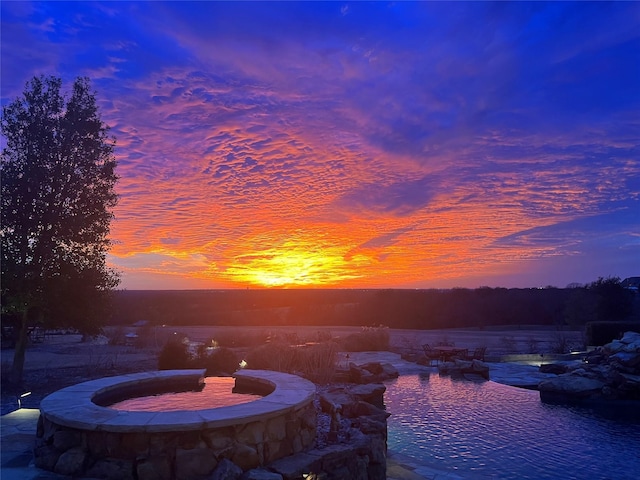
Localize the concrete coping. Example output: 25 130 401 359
39 369 316 433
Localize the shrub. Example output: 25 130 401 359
550 331 571 354
243 341 338 384
340 325 390 352
245 342 300 372
297 342 338 384
158 339 190 370
200 347 239 375
106 326 126 346
585 321 640 346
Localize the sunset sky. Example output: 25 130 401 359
2 1 639 290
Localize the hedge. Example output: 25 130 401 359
585 321 640 346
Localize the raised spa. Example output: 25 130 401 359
107 376 263 411
35 369 317 479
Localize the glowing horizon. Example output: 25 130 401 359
2 2 638 289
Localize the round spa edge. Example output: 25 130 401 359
38 369 316 433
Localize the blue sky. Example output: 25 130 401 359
2 1 639 289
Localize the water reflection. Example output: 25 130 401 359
384 373 640 480
110 377 261 411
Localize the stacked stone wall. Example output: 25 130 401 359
34 370 317 479
34 367 392 479
35 402 316 479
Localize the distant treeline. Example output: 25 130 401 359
110 283 639 330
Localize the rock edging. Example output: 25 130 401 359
240 369 391 479
539 331 640 407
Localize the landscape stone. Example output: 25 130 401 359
349 383 386 408
539 375 605 396
349 363 375 383
54 446 87 476
319 388 351 414
343 400 389 420
175 446 218 479
266 416 287 441
268 452 322 479
136 455 171 480
539 363 570 374
438 359 490 380
379 362 399 379
85 457 134 480
361 362 383 375
539 331 640 404
610 352 640 369
33 444 60 470
241 468 283 480
231 443 261 471
209 458 243 480
353 415 387 435
348 362 398 383
237 422 265 445
52 429 82 450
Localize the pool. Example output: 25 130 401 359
384 373 640 479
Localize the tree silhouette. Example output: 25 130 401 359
586 276 633 322
1 75 119 384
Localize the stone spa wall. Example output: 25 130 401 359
35 369 318 479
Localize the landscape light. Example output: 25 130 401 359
17 391 32 409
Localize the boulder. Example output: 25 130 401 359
268 452 322 479
380 362 399 380
539 363 570 375
470 359 490 379
438 359 490 380
137 456 171 480
349 383 386 408
54 447 87 476
343 400 389 420
309 383 388 479
617 373 640 394
361 362 383 375
52 430 82 451
349 363 375 383
353 415 387 435
348 362 398 383
209 458 243 480
319 386 352 414
175 447 218 480
607 331 640 354
609 352 640 370
539 331 640 405
231 444 260 471
583 348 606 365
33 444 60 471
85 458 134 480
539 376 606 397
241 469 283 480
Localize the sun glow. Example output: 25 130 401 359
223 241 365 287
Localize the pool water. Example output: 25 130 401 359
384 373 640 479
110 376 262 411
